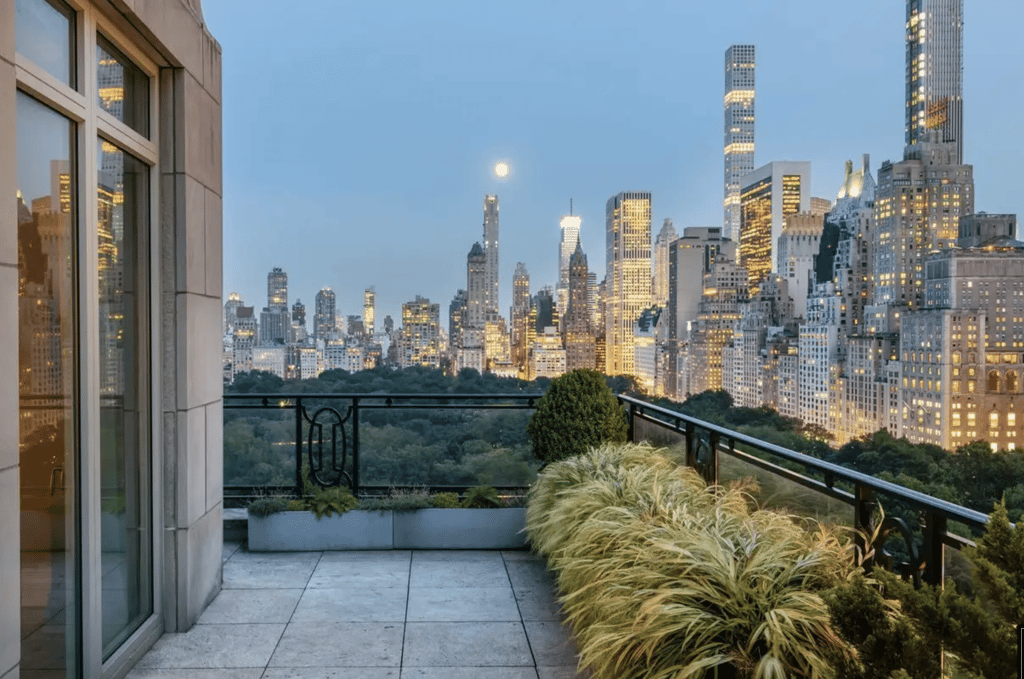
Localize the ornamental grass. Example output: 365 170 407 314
526 443 858 679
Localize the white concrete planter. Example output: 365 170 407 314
393 508 527 550
248 510 394 551
247 507 528 551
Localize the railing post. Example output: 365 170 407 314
854 483 875 570
707 431 720 487
627 401 637 443
351 397 360 496
923 511 947 587
294 397 303 499
685 422 696 470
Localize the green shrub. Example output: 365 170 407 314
247 497 289 517
358 487 432 512
429 492 462 508
527 442 858 678
526 368 627 464
461 485 502 508
306 486 359 520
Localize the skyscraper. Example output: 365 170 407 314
461 242 487 372
905 0 963 164
314 288 336 341
511 263 531 375
564 239 596 371
483 195 500 317
556 205 581 321
364 286 376 336
605 191 652 377
267 267 287 309
724 44 756 243
652 218 677 306
739 161 810 293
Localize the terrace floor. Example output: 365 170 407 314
128 543 585 679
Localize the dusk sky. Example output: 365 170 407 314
204 0 1023 329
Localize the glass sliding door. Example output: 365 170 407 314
97 139 152 659
17 91 80 679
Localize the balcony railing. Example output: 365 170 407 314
619 394 990 587
223 392 541 502
224 391 991 586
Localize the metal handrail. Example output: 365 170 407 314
617 393 991 586
224 392 541 499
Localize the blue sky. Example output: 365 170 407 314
203 0 1023 328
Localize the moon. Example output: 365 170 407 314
494 162 509 178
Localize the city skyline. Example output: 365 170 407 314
205 0 1023 327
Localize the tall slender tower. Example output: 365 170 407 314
556 201 581 321
483 195 500 317
905 0 963 164
314 288 336 341
511 263 531 375
724 45 756 243
652 218 677 306
267 267 287 309
605 191 652 377
363 286 376 336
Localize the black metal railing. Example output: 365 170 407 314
223 392 541 502
618 394 991 587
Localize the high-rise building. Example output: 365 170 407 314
449 289 467 363
364 287 376 336
872 140 973 310
777 212 824 318
483 195 500 316
461 242 487 372
398 296 441 368
267 266 287 309
652 218 677 306
556 206 581 320
224 292 243 335
724 44 755 243
605 191 652 377
314 288 337 341
511 263 531 375
739 161 810 293
564 239 596 371
666 227 735 398
905 0 963 164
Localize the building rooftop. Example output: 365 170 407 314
129 543 584 678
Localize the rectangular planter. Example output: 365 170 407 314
393 507 527 550
248 510 393 551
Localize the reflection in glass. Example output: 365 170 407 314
17 91 78 678
15 0 75 87
98 139 152 658
97 36 150 138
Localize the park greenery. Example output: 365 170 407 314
225 368 1024 522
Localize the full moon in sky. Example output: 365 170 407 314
494 162 509 178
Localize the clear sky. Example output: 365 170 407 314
203 0 1023 329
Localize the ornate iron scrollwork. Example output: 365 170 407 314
872 513 925 587
305 405 353 490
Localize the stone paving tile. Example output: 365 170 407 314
523 622 580 668
269 622 404 667
406 586 519 622
291 586 408 622
319 550 412 562
504 558 556 592
196 588 303 624
513 586 565 622
222 557 320 589
401 669 537 679
500 550 541 561
537 667 591 679
126 670 264 679
409 560 511 589
308 558 411 589
135 623 286 669
412 550 505 562
263 670 400 679
402 622 533 667
222 541 242 563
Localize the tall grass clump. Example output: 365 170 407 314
527 442 858 679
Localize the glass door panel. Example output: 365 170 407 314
97 139 152 658
17 90 80 679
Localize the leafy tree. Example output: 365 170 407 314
526 368 628 464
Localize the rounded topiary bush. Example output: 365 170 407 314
526 368 628 464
